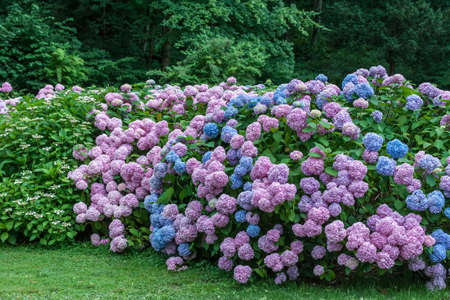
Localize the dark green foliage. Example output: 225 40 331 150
0 0 449 90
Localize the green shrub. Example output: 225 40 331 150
0 91 100 245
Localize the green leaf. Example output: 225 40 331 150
158 187 174 204
0 232 8 242
426 174 436 187
325 167 338 177
310 152 322 158
394 199 404 210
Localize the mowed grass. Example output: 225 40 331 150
0 244 448 300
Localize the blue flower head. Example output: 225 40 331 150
372 110 383 123
239 156 253 172
149 176 162 190
248 96 261 108
342 73 358 89
230 173 243 190
386 139 408 159
363 132 384 151
315 74 328 82
406 190 429 211
177 243 191 257
202 151 212 164
431 229 449 246
444 208 450 219
221 126 237 143
234 210 247 223
246 224 261 237
376 156 396 176
354 83 374 99
224 106 238 119
430 244 447 263
159 225 176 243
144 193 159 212
174 159 186 174
165 150 180 163
427 190 445 214
227 149 241 165
405 95 423 111
243 182 252 191
315 91 331 109
154 162 168 179
204 123 219 138
234 165 248 177
260 96 272 106
419 154 441 173
238 191 254 210
229 97 245 108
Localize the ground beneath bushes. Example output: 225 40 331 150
0 245 446 299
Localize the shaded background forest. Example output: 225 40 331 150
0 0 449 91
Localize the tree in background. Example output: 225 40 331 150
0 0 448 90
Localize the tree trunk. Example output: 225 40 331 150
161 27 171 69
311 0 323 46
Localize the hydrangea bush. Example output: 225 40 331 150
66 69 449 289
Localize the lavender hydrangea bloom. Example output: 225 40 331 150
372 110 383 123
376 156 396 176
405 95 423 111
362 133 384 151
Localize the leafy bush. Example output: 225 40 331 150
0 88 99 245
67 67 449 289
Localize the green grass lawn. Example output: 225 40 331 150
0 244 447 300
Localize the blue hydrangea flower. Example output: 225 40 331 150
154 162 168 179
204 123 219 138
430 244 447 263
165 150 180 163
315 74 328 82
362 132 384 151
159 225 176 243
444 208 450 219
224 106 238 119
406 190 429 211
354 83 374 99
229 96 245 108
234 210 247 223
315 91 331 109
234 165 248 177
419 154 441 173
260 96 272 106
372 110 383 123
248 96 260 108
376 156 396 176
238 191 254 210
221 126 237 143
239 156 253 171
149 176 162 190
202 151 212 164
230 173 243 190
427 190 445 214
174 159 186 174
227 149 241 165
246 224 261 237
243 182 252 191
177 243 191 257
342 73 358 89
144 193 159 212
405 95 423 111
431 229 449 246
386 139 408 159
